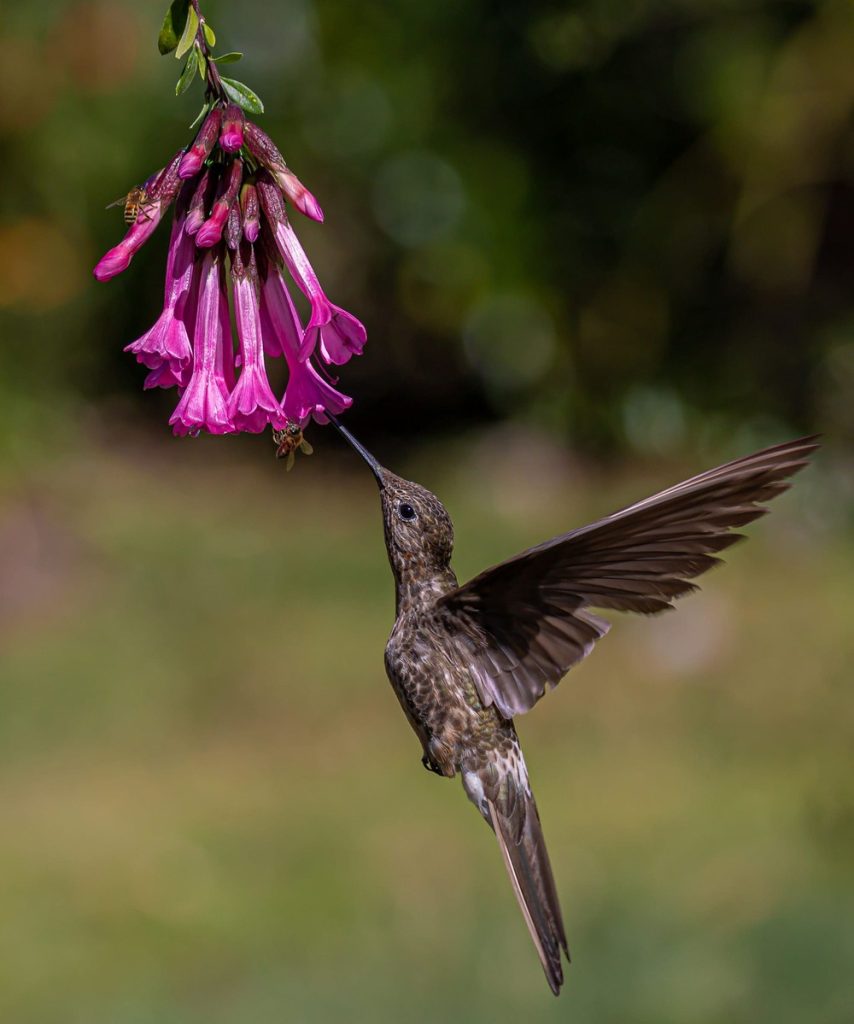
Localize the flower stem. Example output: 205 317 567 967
189 0 227 104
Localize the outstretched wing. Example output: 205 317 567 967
438 436 818 719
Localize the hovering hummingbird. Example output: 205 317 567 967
328 421 817 995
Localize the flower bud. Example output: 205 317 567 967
149 151 184 204
179 109 222 179
244 121 285 169
225 203 242 251
240 183 260 242
273 168 323 222
93 204 164 280
185 169 213 235
196 159 244 248
255 172 286 226
244 122 323 221
219 103 245 153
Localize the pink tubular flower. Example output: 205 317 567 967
258 253 304 359
219 104 245 153
219 287 236 391
257 252 351 425
93 152 184 281
256 176 366 365
244 121 323 222
269 214 366 365
124 206 195 375
179 108 222 179
169 249 233 435
196 158 243 248
227 247 285 432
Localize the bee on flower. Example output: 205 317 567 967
106 184 152 225
273 421 314 471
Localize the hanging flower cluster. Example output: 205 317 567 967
93 0 365 438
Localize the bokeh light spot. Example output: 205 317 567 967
304 73 391 159
578 278 669 375
52 2 143 93
529 12 601 71
463 293 556 398
622 385 688 455
373 151 465 248
398 241 489 333
0 219 86 311
0 37 59 132
730 189 824 292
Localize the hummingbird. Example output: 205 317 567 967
328 420 817 995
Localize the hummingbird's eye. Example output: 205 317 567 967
398 501 417 522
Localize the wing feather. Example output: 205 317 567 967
439 436 818 718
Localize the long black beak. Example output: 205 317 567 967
327 414 385 486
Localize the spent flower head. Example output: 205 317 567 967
94 0 366 442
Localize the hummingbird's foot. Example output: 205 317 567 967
423 737 456 778
421 754 445 776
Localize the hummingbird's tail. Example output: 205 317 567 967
465 754 568 994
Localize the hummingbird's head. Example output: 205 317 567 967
329 417 454 578
377 470 454 575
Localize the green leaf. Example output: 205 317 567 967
175 5 198 60
158 0 190 55
197 51 207 80
175 47 199 96
220 77 264 114
202 22 216 47
211 51 243 64
188 100 211 131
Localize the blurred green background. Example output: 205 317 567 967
2 1 854 1021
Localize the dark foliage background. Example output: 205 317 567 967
4 0 854 452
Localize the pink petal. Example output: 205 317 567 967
219 285 236 391
302 304 368 365
228 270 284 432
126 311 192 369
143 360 191 390
272 218 323 304
228 365 284 432
259 265 304 359
270 219 366 363
125 213 195 370
282 359 352 426
169 250 233 435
